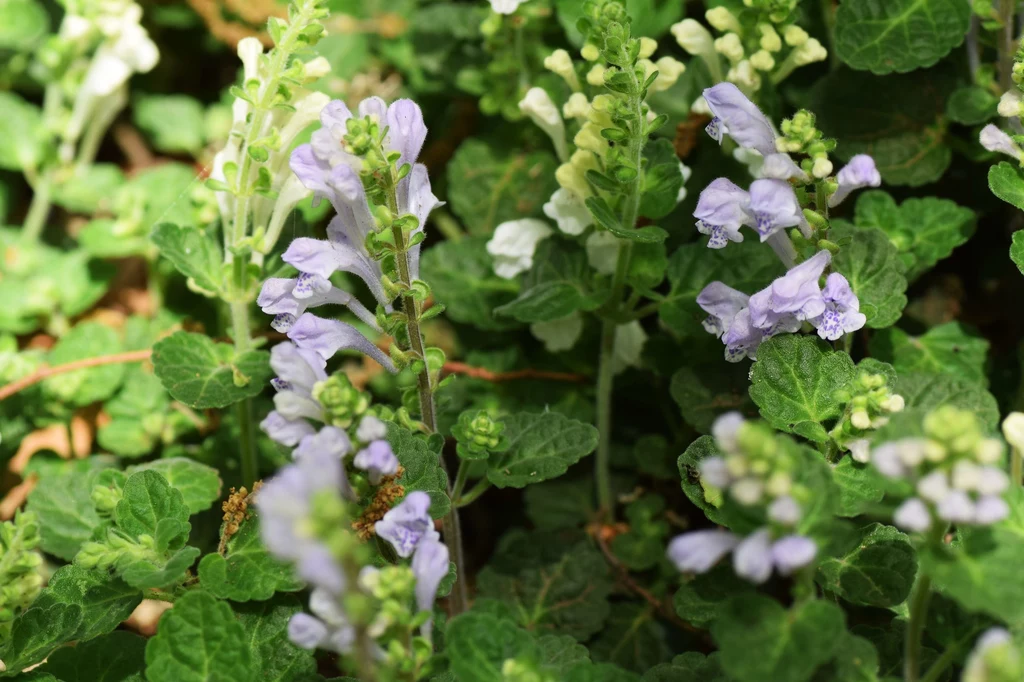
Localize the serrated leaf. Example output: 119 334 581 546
495 240 609 323
235 597 319 681
152 331 272 409
151 223 223 295
644 652 728 682
833 457 886 517
817 523 917 607
669 340 755 433
127 458 222 515
897 372 999 430
43 322 126 407
989 161 1024 211
870 322 989 387
420 236 521 331
144 590 255 682
134 95 207 154
0 603 82 674
446 138 559 235
524 477 595 530
477 532 612 640
809 633 881 682
677 436 728 525
831 223 907 328
116 470 191 539
835 0 970 74
1012 230 1024 276
639 138 684 220
445 613 540 682
673 564 756 630
387 425 451 518
711 595 846 682
198 513 303 601
946 85 998 125
486 412 599 488
37 630 146 682
26 469 106 561
98 372 178 458
589 604 670 673
32 565 143 643
748 336 857 443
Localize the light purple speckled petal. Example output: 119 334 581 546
286 313 396 372
703 83 777 156
697 281 750 337
667 530 739 574
829 155 881 208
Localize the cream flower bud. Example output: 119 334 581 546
749 50 775 71
851 410 871 430
563 92 591 120
727 60 760 91
671 19 714 56
586 64 606 86
759 24 782 52
649 56 686 92
303 56 331 80
849 439 871 463
977 438 1005 465
581 43 600 61
812 157 834 179
638 37 658 59
783 25 809 47
238 37 263 83
793 38 828 66
999 91 1023 118
1002 412 1024 451
574 122 608 156
731 478 765 506
714 33 745 63
691 96 712 116
519 87 567 160
544 49 579 88
883 394 905 413
706 7 741 34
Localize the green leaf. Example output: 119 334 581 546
537 634 591 677
566 663 643 682
0 0 49 52
831 223 907 328
476 532 613 640
32 565 142 643
495 240 608 323
118 164 199 230
748 335 857 443
673 564 757 630
610 496 670 571
79 218 151 259
37 631 146 682
833 457 886 517
989 161 1024 211
678 436 728 525
660 241 782 338
152 331 272 409
850 191 975 281
388 425 451 518
55 251 117 319
589 604 670 673
711 595 846 682
809 633 881 682
151 223 224 295
420 236 521 330
870 322 989 386
670 339 757 433
116 470 191 539
127 458 221 514
98 372 181 458
639 138 684 220
54 164 127 214
922 487 1024 625
834 0 970 74
235 597 319 682
26 469 105 561
43 322 126 407
1012 230 1024 276
198 513 303 602
134 95 207 154
446 138 559 235
0 91 49 171
486 412 599 488
445 612 540 682
817 523 917 607
815 67 956 186
0 603 83 674
626 242 668 291
644 653 728 682
946 85 999 125
896 372 1000 430
524 477 595 530
144 590 255 682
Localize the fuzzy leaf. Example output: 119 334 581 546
990 161 1024 211
152 331 272 409
445 613 540 682
748 336 857 443
0 91 49 171
833 457 886 517
831 223 907 328
495 241 608 323
198 513 304 602
134 95 206 154
43 322 126 407
486 412 599 488
151 223 224 295
870 322 989 387
420 236 521 330
1012 230 1024 276
896 372 1000 430
127 458 222 515
589 603 670 673
36 631 146 682
639 138 684 220
946 85 998 125
235 597 320 682
388 425 451 518
673 565 756 630
26 469 106 561
817 523 917 607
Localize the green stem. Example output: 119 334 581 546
998 0 1017 94
1012 446 1022 487
451 460 471 501
22 172 53 243
595 311 620 516
456 478 492 507
431 208 465 242
904 573 934 682
918 628 983 682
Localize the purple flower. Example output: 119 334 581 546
412 536 450 635
894 497 932 533
980 124 1023 161
748 179 808 241
260 411 316 446
694 178 753 248
354 440 400 484
356 416 388 443
770 535 817 575
828 155 881 208
268 342 328 426
375 491 439 558
722 308 766 362
287 313 396 372
666 530 739 574
699 456 732 488
811 273 866 341
767 496 802 526
748 250 831 330
258 274 379 333
288 613 328 649
293 428 356 502
937 490 976 523
975 496 1010 524
733 528 773 583
703 83 777 156
711 412 746 454
697 282 749 337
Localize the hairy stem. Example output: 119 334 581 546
456 478 493 508
904 573 934 682
998 0 1017 94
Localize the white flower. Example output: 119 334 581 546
793 38 828 66
894 498 932 532
543 188 592 236
612 321 647 373
767 496 802 526
563 92 591 120
714 33 744 64
356 416 388 443
711 412 745 455
490 0 527 14
486 219 553 279
706 7 741 34
848 439 871 463
1002 412 1024 453
530 312 583 352
916 470 950 503
999 91 1023 118
585 230 620 274
671 19 714 56
520 87 567 161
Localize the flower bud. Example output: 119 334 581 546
313 374 370 429
749 50 775 71
671 19 714 56
581 43 601 61
714 33 744 63
638 37 658 59
544 49 578 88
793 38 828 67
759 24 782 52
706 7 741 34
1003 412 1024 452
563 92 591 119
586 64 606 86
783 25 809 47
812 157 833 179
999 91 1023 118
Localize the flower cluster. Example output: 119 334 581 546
694 84 880 254
830 370 906 460
962 628 1023 682
869 407 1010 533
257 96 442 373
667 413 818 584
670 5 826 102
698 249 865 361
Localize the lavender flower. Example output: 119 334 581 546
375 491 439 558
703 83 777 156
722 308 766 362
287 587 357 654
356 415 389 443
811 273 866 341
760 153 810 182
258 274 380 333
696 282 749 337
667 527 817 583
694 178 753 248
354 440 400 484
666 530 739 574
288 612 329 650
732 528 773 583
261 342 328 445
287 313 396 372
412 536 450 636
748 250 831 331
770 535 818 575
894 498 932 533
260 411 316 447
748 179 810 241
828 155 881 208
980 124 1024 161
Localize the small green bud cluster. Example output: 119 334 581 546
313 373 371 429
0 511 44 627
451 409 509 461
778 109 838 180
831 371 905 459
